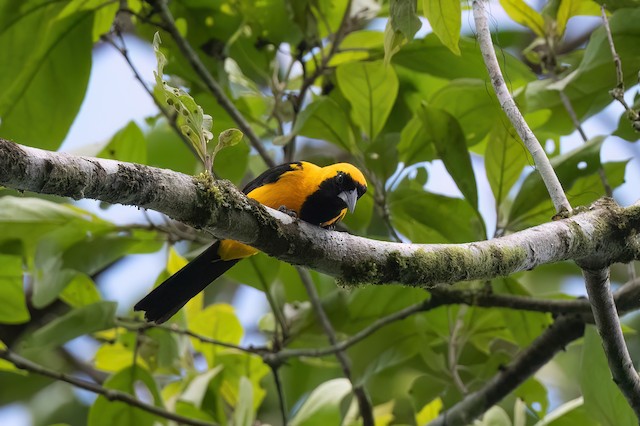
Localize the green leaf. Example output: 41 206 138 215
508 136 604 226
216 351 269 411
0 255 29 324
580 326 636 426
494 278 551 347
0 1 93 150
290 378 352 426
429 79 501 147
417 104 479 209
94 342 141 373
384 0 422 63
188 304 243 366
213 128 244 162
336 60 399 141
180 366 224 408
19 302 116 355
556 0 601 37
398 112 436 166
232 376 255 426
422 0 461 55
485 125 529 207
500 0 545 37
63 229 163 276
391 0 422 39
393 35 536 88
0 197 111 252
390 181 484 243
293 97 355 152
59 273 101 308
88 366 163 426
99 121 147 164
153 32 213 165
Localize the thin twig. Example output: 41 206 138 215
473 0 571 214
600 6 640 136
582 267 640 419
270 366 288 425
115 317 268 355
296 267 374 426
448 307 469 394
150 0 275 168
0 348 218 426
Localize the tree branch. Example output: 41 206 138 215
2 139 640 288
472 0 571 214
582 267 640 419
0 348 218 426
149 0 276 168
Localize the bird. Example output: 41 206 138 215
134 161 368 323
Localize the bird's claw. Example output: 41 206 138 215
278 205 298 218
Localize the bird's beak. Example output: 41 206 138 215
338 189 358 213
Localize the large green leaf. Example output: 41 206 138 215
422 0 461 55
0 255 29 324
0 197 113 255
485 124 529 208
494 278 551 347
188 304 243 367
88 366 164 426
293 96 356 152
384 0 422 63
429 79 501 147
393 35 536 88
336 60 399 141
417 104 479 209
580 326 636 426
525 8 640 134
389 180 484 243
19 301 116 356
398 111 436 166
0 1 95 149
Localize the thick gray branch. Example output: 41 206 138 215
1 139 640 287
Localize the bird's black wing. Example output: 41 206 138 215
242 161 303 195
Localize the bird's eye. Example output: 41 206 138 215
336 173 344 185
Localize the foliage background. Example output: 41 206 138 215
0 0 639 425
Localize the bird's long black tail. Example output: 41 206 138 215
134 242 240 324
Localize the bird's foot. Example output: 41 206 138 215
278 205 298 218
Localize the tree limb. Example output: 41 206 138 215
472 0 571 214
582 267 640 418
2 139 640 288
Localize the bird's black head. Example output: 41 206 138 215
299 163 367 226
